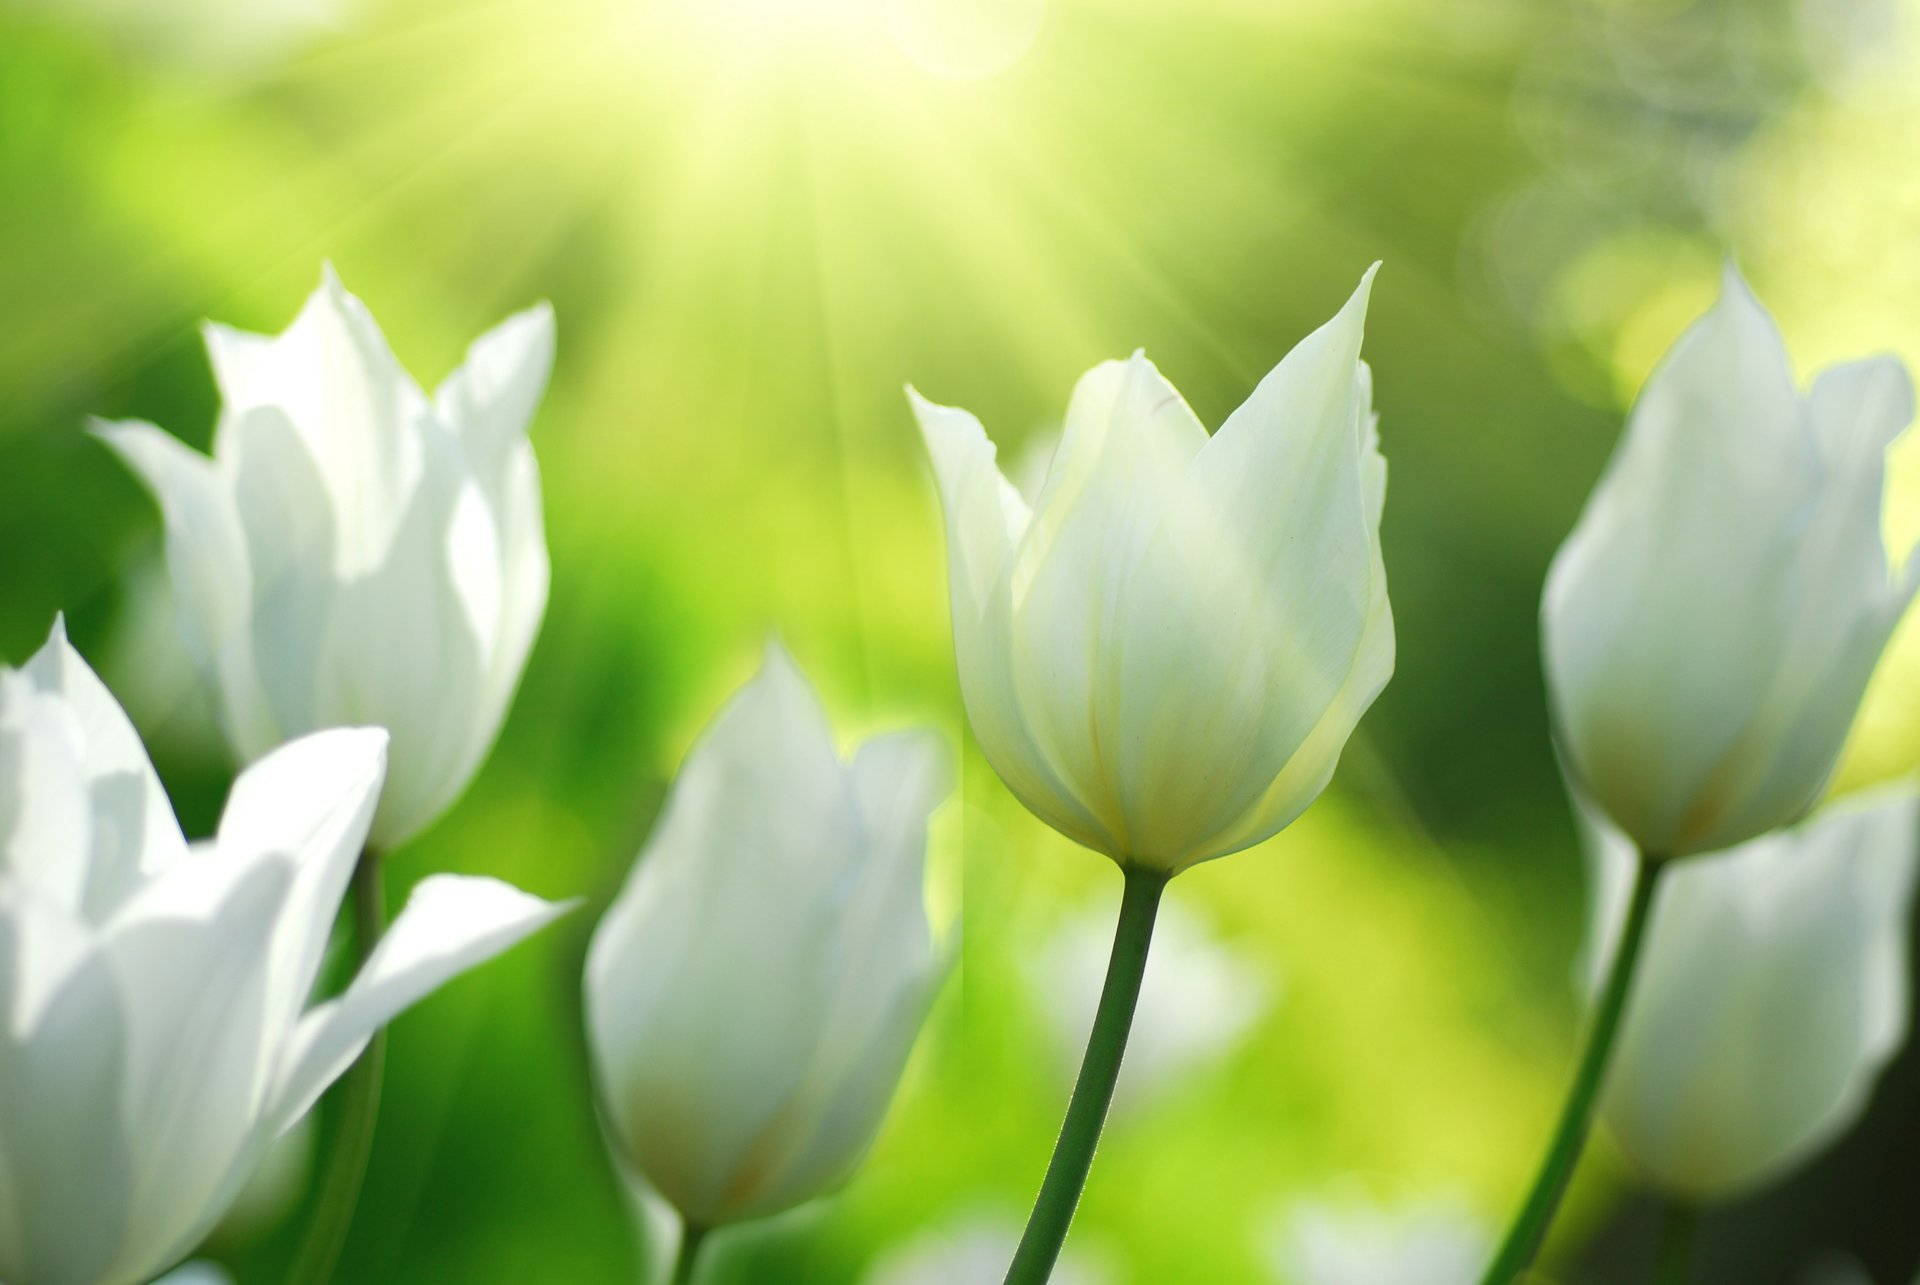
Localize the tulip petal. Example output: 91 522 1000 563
227 405 339 741
268 874 567 1135
909 387 1029 621
1023 351 1207 542
731 731 947 1215
470 441 550 775
325 426 488 848
215 727 388 1048
0 671 95 916
99 857 295 1282
434 302 555 470
0 888 136 1285
93 418 280 760
214 267 431 575
1002 354 1216 856
21 616 188 908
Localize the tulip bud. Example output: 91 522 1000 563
911 266 1392 874
1583 786 1919 1201
1544 265 1919 858
0 619 566 1285
95 266 554 850
585 642 949 1228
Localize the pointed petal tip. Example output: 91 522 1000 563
758 631 798 675
1346 261 1382 312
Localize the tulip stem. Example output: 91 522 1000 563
669 1221 710 1285
1005 864 1168 1285
1653 1200 1700 1285
288 850 388 1285
1478 849 1665 1285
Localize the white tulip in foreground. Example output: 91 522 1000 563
96 266 554 850
911 265 1391 875
0 619 566 1285
585 643 948 1273
1584 787 1919 1201
1544 264 1918 859
915 267 1391 1283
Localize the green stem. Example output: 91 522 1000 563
288 850 388 1285
1478 849 1665 1285
1652 1201 1700 1285
1005 865 1168 1285
669 1220 710 1285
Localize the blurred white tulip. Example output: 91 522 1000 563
1544 264 1918 858
1583 786 1920 1200
0 618 567 1285
911 266 1391 874
1028 893 1272 1113
585 642 949 1228
862 1210 1113 1285
97 267 554 850
151 1264 233 1285
1264 1194 1490 1285
6 0 351 73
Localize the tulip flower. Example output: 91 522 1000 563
95 265 554 852
584 642 949 1283
863 1212 1114 1285
1027 896 1271 1115
912 266 1389 1282
910 269 1390 877
1484 268 1920 1285
1543 264 1917 862
0 618 565 1285
1585 788 1918 1204
1267 1196 1490 1285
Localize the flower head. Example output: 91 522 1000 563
96 266 554 849
912 266 1391 874
1583 786 1919 1199
0 619 565 1285
1545 265 1918 857
585 642 949 1227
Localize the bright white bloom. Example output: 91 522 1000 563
9 0 347 73
1028 894 1272 1113
912 267 1391 874
0 619 566 1285
1584 787 1920 1200
862 1210 1113 1285
1264 1195 1490 1285
96 266 553 850
152 1265 233 1285
1544 265 1919 858
585 643 949 1227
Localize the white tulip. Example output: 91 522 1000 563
0 618 567 1285
1264 1196 1490 1285
911 267 1392 874
10 0 347 73
1583 786 1920 1200
862 1211 1114 1285
1544 265 1919 858
96 266 553 850
1027 894 1272 1113
585 642 949 1229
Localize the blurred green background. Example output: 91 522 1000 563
4 0 1920 1280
